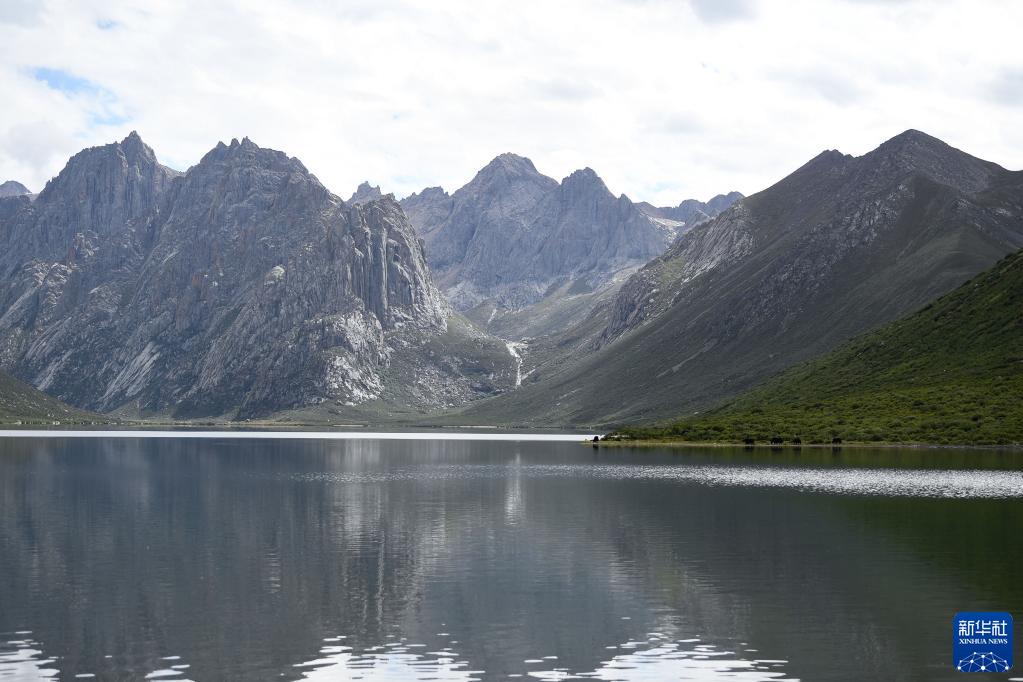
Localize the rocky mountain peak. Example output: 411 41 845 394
561 167 608 194
119 130 149 156
401 153 676 315
0 134 518 420
410 186 448 201
862 129 1001 194
706 191 745 213
25 132 177 251
39 133 159 198
199 137 310 176
0 180 30 198
879 128 946 151
637 191 744 229
348 181 383 205
466 153 555 195
484 152 539 174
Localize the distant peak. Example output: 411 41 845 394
466 153 555 193
566 167 600 181
348 181 383 205
883 129 945 148
197 137 310 175
226 137 258 149
403 186 449 203
117 130 155 161
561 166 609 193
865 128 1000 192
480 153 540 176
870 129 962 160
215 136 269 156
0 180 31 197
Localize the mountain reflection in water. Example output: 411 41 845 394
1 436 1020 680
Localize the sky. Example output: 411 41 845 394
1 0 1021 205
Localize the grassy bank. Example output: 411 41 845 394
612 250 1023 447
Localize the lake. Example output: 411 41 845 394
1 433 1021 681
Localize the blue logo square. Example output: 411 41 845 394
953 612 1013 673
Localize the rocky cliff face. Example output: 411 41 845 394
0 181 31 198
457 130 1023 426
400 154 673 312
0 134 515 418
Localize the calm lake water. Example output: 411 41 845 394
1 434 1021 681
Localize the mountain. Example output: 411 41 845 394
348 181 383 204
399 154 681 337
451 130 1023 427
0 181 30 198
616 248 1023 445
0 369 98 424
0 134 516 419
636 191 743 228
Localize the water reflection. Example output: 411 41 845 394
0 437 1020 680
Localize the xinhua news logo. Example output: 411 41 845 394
953 612 1013 673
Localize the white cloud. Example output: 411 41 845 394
0 0 1020 204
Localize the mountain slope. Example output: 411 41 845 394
0 369 99 423
617 248 1023 445
452 130 1023 427
0 134 516 419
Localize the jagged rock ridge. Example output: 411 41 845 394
401 154 680 312
348 181 383 205
0 134 515 418
636 191 743 230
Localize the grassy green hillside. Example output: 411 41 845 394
0 370 101 424
615 249 1023 446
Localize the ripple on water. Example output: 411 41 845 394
291 636 793 681
0 634 59 680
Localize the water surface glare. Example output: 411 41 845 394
0 436 1020 680
281 462 1023 498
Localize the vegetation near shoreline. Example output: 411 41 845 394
612 250 1023 447
0 371 103 425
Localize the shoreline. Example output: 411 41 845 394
0 428 596 442
591 439 1023 452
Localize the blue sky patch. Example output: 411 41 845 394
31 67 99 95
29 66 131 131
